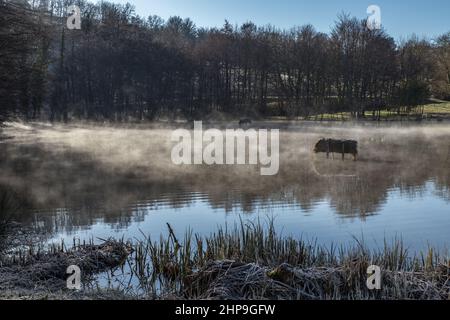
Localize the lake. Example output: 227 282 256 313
1 122 449 253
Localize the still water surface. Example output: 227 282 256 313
1 122 449 253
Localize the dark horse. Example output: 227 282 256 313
239 118 252 126
314 139 358 161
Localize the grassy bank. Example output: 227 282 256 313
303 101 450 122
129 220 450 300
3 220 448 300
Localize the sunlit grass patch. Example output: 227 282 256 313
423 101 450 114
309 100 450 121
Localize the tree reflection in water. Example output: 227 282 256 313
0 122 449 236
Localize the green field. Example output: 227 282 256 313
423 101 450 114
307 100 450 121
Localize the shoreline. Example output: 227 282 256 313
1 221 449 300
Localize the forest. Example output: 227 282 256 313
1 0 450 122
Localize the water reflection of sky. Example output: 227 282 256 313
47 180 450 253
2 123 448 255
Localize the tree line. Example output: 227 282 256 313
1 0 450 123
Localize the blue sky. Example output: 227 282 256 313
115 0 450 40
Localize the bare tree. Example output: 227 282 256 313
1 2 446 123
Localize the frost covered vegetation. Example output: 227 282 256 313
0 220 449 300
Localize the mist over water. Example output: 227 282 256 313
1 121 449 252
